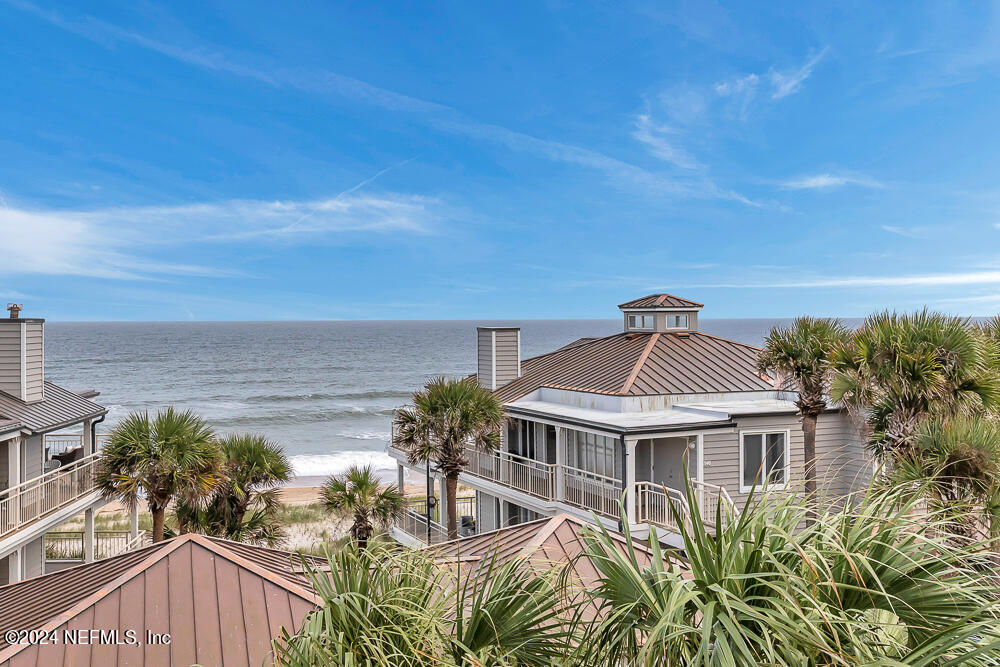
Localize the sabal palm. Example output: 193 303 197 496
758 316 848 519
176 433 292 546
831 309 1000 457
891 415 1000 544
97 407 224 542
577 480 1000 665
393 377 504 538
322 465 403 551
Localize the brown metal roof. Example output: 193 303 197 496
618 293 704 309
0 534 321 667
490 331 772 402
0 381 106 434
428 514 681 616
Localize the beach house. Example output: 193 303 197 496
389 294 869 546
0 304 140 584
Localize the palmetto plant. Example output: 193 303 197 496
831 309 1000 457
322 465 403 551
393 377 504 539
274 541 577 667
97 407 224 542
175 433 292 546
575 479 1000 666
758 316 849 520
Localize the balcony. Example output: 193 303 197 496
0 452 102 540
45 529 149 563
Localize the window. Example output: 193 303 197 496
665 314 688 329
627 314 654 330
566 429 621 479
740 431 788 492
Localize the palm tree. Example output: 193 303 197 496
322 465 403 551
97 408 224 542
575 480 1000 665
831 310 1000 457
891 415 1000 545
757 317 848 520
175 433 292 546
393 377 504 539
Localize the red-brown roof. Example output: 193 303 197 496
428 514 684 617
0 534 321 667
489 331 772 402
618 294 704 309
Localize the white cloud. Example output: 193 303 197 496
769 48 829 99
0 193 444 279
881 225 939 239
631 114 700 169
780 173 884 190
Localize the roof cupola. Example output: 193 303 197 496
618 294 702 333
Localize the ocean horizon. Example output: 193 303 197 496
45 317 861 481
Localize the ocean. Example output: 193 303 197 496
43 318 828 482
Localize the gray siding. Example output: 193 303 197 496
702 412 869 513
477 329 494 389
23 321 43 403
0 441 7 489
22 537 43 580
22 434 43 481
477 491 499 532
0 324 21 399
494 329 520 387
0 555 8 586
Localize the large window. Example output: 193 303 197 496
665 314 688 329
627 314 654 330
566 429 621 479
740 431 788 492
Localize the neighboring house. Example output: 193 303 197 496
0 304 133 585
0 533 322 667
390 294 868 546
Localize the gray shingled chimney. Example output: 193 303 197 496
0 305 45 403
476 327 520 390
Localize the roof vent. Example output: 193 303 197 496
7 303 22 319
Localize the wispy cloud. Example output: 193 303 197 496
631 114 700 169
881 225 939 239
693 270 1000 289
0 192 445 280
4 0 753 205
769 48 829 99
779 173 884 190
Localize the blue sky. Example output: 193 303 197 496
2 1 1000 321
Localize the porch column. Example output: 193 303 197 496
624 437 638 525
82 418 94 455
7 547 21 583
555 428 565 501
129 504 139 541
397 463 405 494
83 508 95 563
7 438 21 528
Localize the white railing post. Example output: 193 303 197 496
83 508 95 563
625 438 637 525
555 428 565 501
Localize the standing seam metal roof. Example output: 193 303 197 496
618 294 704 309
0 382 106 433
490 331 773 402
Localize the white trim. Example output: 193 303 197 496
626 314 655 331
516 330 521 378
738 429 791 494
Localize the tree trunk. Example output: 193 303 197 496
801 412 818 525
446 473 459 540
151 507 166 542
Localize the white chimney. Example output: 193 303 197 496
476 327 520 390
0 304 44 403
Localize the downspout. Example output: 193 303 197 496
619 435 627 533
90 414 106 455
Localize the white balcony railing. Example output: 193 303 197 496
396 507 449 545
463 447 557 501
0 452 102 540
45 529 148 561
43 433 111 457
563 465 623 519
690 479 735 530
634 481 690 534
